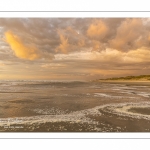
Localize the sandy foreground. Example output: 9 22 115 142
0 80 150 132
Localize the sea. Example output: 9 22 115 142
0 80 150 132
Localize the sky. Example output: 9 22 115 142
0 18 150 81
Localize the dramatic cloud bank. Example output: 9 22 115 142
0 18 150 80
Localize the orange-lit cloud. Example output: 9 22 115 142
56 32 70 54
110 19 144 51
87 20 108 39
4 31 40 60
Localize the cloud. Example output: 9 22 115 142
66 26 79 36
41 64 52 68
89 48 150 63
78 39 85 47
55 47 150 65
109 19 145 51
2 18 150 80
55 33 70 54
123 48 150 62
0 63 5 66
2 18 150 55
4 31 54 61
87 20 109 40
4 31 40 60
91 40 101 51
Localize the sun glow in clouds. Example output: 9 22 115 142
4 31 40 60
1 18 150 80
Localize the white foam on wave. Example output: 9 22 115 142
119 91 134 94
112 86 136 90
94 93 111 97
94 93 135 99
115 105 150 117
32 107 68 115
101 102 150 120
132 86 148 88
0 105 102 126
112 88 150 98
137 92 150 98
1 101 150 128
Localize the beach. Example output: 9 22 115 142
0 80 150 132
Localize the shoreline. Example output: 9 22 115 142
94 80 150 85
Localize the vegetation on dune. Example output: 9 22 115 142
99 75 150 81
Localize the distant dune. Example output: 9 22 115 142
97 75 150 82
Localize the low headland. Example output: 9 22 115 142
94 75 150 84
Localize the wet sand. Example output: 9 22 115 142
98 80 150 86
0 81 150 132
1 108 150 132
128 107 150 115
